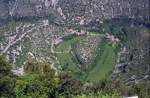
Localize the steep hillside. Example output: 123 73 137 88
0 0 149 87
0 0 149 23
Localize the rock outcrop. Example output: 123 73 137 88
0 0 149 23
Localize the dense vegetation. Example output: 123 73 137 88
0 55 58 98
0 54 150 98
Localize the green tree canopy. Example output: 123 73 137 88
15 61 58 98
0 55 16 98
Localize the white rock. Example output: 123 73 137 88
12 66 24 76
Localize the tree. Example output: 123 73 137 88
57 73 83 98
0 55 16 98
0 55 12 76
15 61 58 98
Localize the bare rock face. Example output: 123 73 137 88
0 0 9 20
58 0 149 22
0 0 149 23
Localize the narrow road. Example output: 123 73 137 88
2 24 36 54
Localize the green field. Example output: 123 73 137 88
54 36 82 74
55 53 80 74
87 42 116 82
54 35 117 82
54 36 82 51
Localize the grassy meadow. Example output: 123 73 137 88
54 35 117 82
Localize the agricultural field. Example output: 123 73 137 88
55 52 80 74
54 36 81 52
53 36 82 74
54 34 117 82
87 42 116 82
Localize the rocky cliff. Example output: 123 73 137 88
0 0 149 23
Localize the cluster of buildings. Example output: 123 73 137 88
78 35 101 64
75 16 85 25
105 33 120 46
